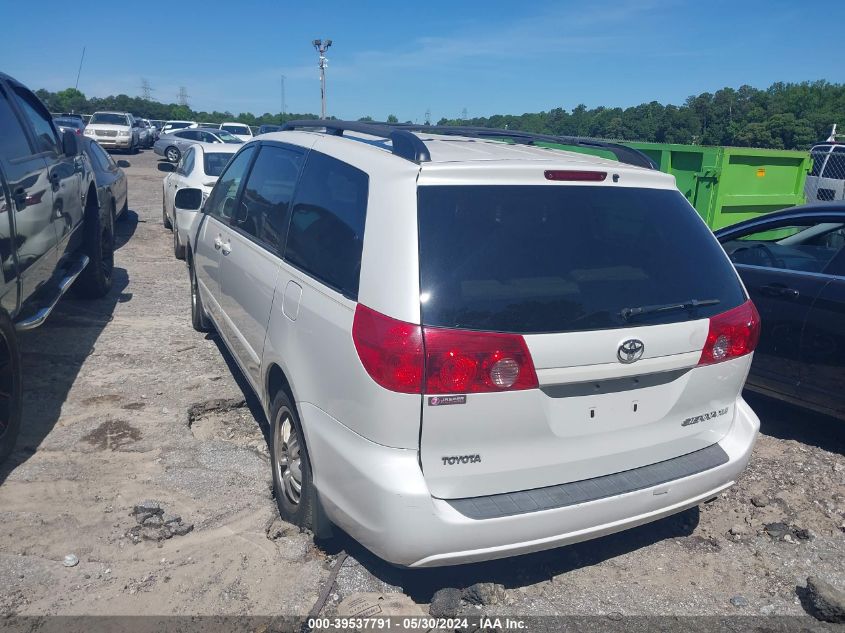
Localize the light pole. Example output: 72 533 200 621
312 39 332 119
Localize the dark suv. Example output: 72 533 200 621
0 72 116 463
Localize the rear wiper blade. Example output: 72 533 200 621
620 298 720 320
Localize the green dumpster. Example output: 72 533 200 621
625 142 811 230
537 140 811 230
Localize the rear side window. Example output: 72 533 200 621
235 145 304 252
284 151 368 299
0 85 33 161
203 152 232 177
417 185 746 334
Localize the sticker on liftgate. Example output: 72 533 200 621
428 395 467 406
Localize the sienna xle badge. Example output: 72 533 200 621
187 120 761 567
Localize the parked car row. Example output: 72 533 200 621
153 127 242 163
0 73 125 463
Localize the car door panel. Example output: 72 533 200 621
737 265 828 398
798 277 845 417
0 81 59 305
216 144 304 387
193 145 256 340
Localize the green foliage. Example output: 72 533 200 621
387 114 398 123
35 80 845 148
36 88 318 127
435 80 845 149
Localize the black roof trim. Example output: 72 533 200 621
281 119 430 163
280 120 655 169
400 125 656 169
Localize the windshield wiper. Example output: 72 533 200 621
620 298 720 321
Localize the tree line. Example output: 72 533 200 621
36 80 845 149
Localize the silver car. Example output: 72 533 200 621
153 127 242 163
184 122 761 567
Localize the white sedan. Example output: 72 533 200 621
219 122 254 142
162 142 238 259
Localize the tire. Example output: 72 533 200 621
270 390 316 531
131 140 139 155
0 310 22 465
162 192 172 230
189 256 210 332
165 146 180 163
74 196 114 299
173 225 185 260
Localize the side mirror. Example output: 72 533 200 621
175 188 203 211
117 159 131 168
157 162 176 173
62 129 79 156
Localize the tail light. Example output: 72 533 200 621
544 170 607 182
352 304 423 393
352 304 538 394
698 300 761 366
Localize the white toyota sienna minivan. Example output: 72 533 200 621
183 121 761 567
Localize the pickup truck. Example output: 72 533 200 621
0 72 115 463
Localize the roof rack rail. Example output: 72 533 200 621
281 119 431 163
394 124 656 170
281 120 656 170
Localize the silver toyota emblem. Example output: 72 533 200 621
617 339 645 364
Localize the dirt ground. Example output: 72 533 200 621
0 148 843 620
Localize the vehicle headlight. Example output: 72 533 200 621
118 130 130 137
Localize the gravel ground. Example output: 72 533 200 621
0 148 843 620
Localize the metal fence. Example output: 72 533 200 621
805 146 845 202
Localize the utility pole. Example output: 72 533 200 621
312 39 332 119
75 46 86 90
281 75 287 116
425 108 431 126
177 86 190 108
461 107 468 122
140 78 154 101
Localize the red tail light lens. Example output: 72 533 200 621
352 304 539 394
698 300 761 366
544 170 607 182
352 304 423 393
424 328 539 394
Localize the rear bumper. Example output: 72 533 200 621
303 398 759 567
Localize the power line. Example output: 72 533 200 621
177 86 190 108
140 78 155 101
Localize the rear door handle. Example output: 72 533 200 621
220 241 231 256
213 236 223 250
760 284 799 299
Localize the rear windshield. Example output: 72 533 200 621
417 185 745 334
166 122 192 130
221 125 250 135
54 117 83 128
90 113 129 126
204 152 232 177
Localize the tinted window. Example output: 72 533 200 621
222 125 250 135
54 117 84 129
418 185 745 334
12 86 58 154
724 221 845 274
204 146 255 222
198 132 218 143
285 152 368 298
234 145 303 251
203 152 232 177
166 122 192 131
176 130 200 141
0 85 33 161
87 141 112 171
